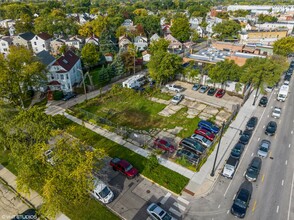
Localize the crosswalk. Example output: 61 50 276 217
167 195 190 218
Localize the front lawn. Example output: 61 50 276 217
54 115 189 194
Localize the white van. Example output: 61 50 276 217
91 179 114 204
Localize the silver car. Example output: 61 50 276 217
147 203 175 220
190 134 212 148
171 94 184 105
257 140 271 158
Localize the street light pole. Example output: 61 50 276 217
210 121 225 177
78 69 87 100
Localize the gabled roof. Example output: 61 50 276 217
37 32 52 40
19 32 35 41
48 80 61 85
36 50 55 66
0 36 13 43
165 34 180 43
53 50 79 71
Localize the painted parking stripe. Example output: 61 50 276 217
169 207 182 217
173 202 186 211
177 196 189 205
160 192 171 205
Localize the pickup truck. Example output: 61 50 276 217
222 156 239 179
165 84 184 92
272 107 281 119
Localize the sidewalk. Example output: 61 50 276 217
0 165 70 220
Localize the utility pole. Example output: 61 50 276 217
78 69 87 101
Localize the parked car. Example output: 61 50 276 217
207 87 217 96
215 89 225 98
165 84 184 92
147 203 175 220
171 93 184 105
265 86 273 93
179 137 206 155
222 156 239 179
199 85 209 93
12 209 38 220
257 140 271 158
194 128 215 141
153 138 176 153
62 92 77 101
238 129 252 145
190 134 212 148
246 117 258 130
132 86 145 92
265 121 277 136
192 83 201 91
91 178 114 204
198 120 220 134
245 157 262 182
176 149 199 165
272 107 281 118
110 158 138 179
258 96 268 107
284 74 291 81
230 142 245 159
231 186 252 218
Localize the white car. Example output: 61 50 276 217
91 179 114 204
165 84 184 92
272 107 281 118
147 203 175 220
171 94 184 105
190 134 212 148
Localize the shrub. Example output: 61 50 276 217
53 90 63 100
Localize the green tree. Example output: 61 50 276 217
15 13 34 34
230 9 250 17
111 55 125 76
216 12 230 19
258 14 278 23
115 26 127 38
0 46 46 108
97 65 112 86
213 20 241 40
191 30 200 42
99 30 118 54
147 51 183 85
81 43 100 68
273 37 294 56
134 15 160 37
170 16 191 42
149 38 170 55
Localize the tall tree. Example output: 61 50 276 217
213 20 241 40
81 43 100 68
99 30 118 54
111 55 125 76
134 15 160 37
170 16 191 42
149 38 170 55
273 36 294 56
15 13 34 34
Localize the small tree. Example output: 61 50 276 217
81 43 100 68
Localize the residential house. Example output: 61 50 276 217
9 26 15 36
85 36 99 45
65 36 85 50
0 19 15 28
162 24 171 36
256 22 294 35
31 32 52 54
122 19 136 31
47 50 82 93
150 33 160 42
142 51 151 62
196 26 204 37
165 34 182 50
104 53 113 62
134 35 148 51
50 38 65 56
189 17 200 30
0 36 13 55
13 32 35 50
118 35 132 51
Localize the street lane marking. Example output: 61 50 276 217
169 207 182 217
262 174 265 183
276 205 279 213
287 170 294 220
218 204 221 209
224 179 233 197
267 115 269 118
279 120 281 124
251 153 254 157
173 202 186 211
177 196 189 205
282 179 284 186
263 125 265 128
258 137 260 141
160 192 171 205
289 144 291 148
227 210 229 214
243 171 246 176
292 130 294 134
252 200 257 213
233 194 236 201
286 160 288 165
271 106 273 109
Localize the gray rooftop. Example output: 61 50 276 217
36 50 55 66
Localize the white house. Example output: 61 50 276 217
65 36 85 50
189 17 200 29
31 32 52 54
9 26 15 36
118 35 132 50
0 19 15 28
256 22 294 34
150 33 160 42
0 36 13 55
134 35 148 51
47 50 82 93
142 51 151 62
196 26 204 37
85 36 99 45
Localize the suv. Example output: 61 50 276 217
238 129 252 145
231 187 252 218
230 142 245 159
198 120 220 134
190 134 212 148
153 138 176 153
110 158 138 178
179 138 206 155
265 121 277 136
245 157 262 182
257 140 271 158
246 117 258 130
258 96 268 107
91 179 114 204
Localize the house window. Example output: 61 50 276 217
66 74 69 79
62 85 65 89
68 83 70 88
42 44 45 48
36 36 38 40
60 74 64 80
51 75 54 80
1 43 5 46
34 42 37 45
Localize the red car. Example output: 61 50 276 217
110 158 138 179
194 128 215 141
153 138 176 153
215 89 225 98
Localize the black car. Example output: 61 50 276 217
284 74 291 81
265 121 277 136
230 142 245 159
258 96 268 107
12 209 38 220
207 87 217 96
231 187 251 218
62 92 77 101
239 130 252 145
246 117 258 130
245 157 262 182
176 149 200 164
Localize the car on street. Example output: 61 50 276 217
199 85 209 93
284 74 291 81
194 128 215 141
230 142 245 159
257 139 271 158
192 83 201 91
110 158 138 179
190 134 212 148
265 121 277 136
62 92 77 101
265 86 273 93
246 116 258 130
231 187 252 218
238 129 252 145
176 149 199 165
198 120 220 134
165 84 184 92
153 138 176 153
258 96 268 107
215 89 225 98
207 87 217 96
12 209 38 220
92 179 114 204
245 157 262 182
171 93 184 105
147 203 175 220
272 107 281 118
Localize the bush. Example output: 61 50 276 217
53 90 63 100
26 90 35 98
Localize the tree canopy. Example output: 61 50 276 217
81 43 101 68
213 20 241 40
149 38 170 55
273 37 294 57
258 14 278 23
170 16 191 42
